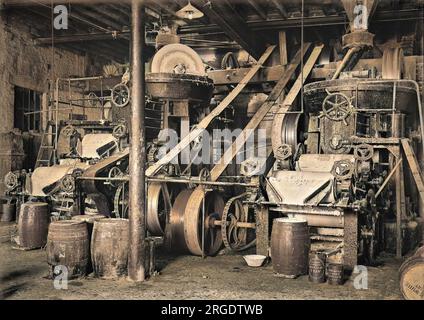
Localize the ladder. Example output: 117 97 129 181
35 121 57 169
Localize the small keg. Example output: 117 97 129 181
326 263 344 285
1 199 16 222
309 252 326 283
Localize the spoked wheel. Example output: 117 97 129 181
147 182 178 236
113 182 129 219
184 187 225 256
221 193 256 252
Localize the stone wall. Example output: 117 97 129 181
0 12 107 194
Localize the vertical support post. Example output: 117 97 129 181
256 205 269 256
394 147 403 258
128 0 146 282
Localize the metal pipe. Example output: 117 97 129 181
331 47 360 80
147 177 258 187
128 0 145 283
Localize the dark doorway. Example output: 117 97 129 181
13 86 42 169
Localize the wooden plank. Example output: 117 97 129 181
145 45 276 177
401 139 424 201
256 205 270 256
279 31 288 66
210 43 322 181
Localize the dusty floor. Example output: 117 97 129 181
0 235 404 300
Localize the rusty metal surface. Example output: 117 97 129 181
146 73 214 102
303 79 418 114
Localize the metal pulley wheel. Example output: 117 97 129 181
147 182 177 236
151 43 206 76
111 83 130 108
108 166 123 187
165 189 193 252
221 193 256 252
113 182 129 219
170 187 225 256
382 47 404 80
184 188 225 256
271 113 305 157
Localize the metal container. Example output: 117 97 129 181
399 246 424 300
271 217 310 278
1 201 16 222
47 220 89 279
309 252 326 283
146 73 214 102
327 263 344 285
17 202 49 249
91 218 129 279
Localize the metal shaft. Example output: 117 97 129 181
128 0 146 282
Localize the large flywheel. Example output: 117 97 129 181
183 187 225 256
165 189 193 253
147 182 178 236
166 187 225 256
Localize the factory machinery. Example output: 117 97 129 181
5 18 424 270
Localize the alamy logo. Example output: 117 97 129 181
53 265 69 290
54 5 69 30
353 4 368 30
353 265 368 290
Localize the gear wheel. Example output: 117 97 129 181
221 193 256 252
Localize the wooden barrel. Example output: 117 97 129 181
271 217 310 278
72 214 106 236
1 202 16 222
46 220 89 278
72 215 106 273
309 252 326 283
18 202 49 249
91 218 129 279
327 263 344 285
399 246 424 300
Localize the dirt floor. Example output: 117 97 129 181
0 231 405 301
